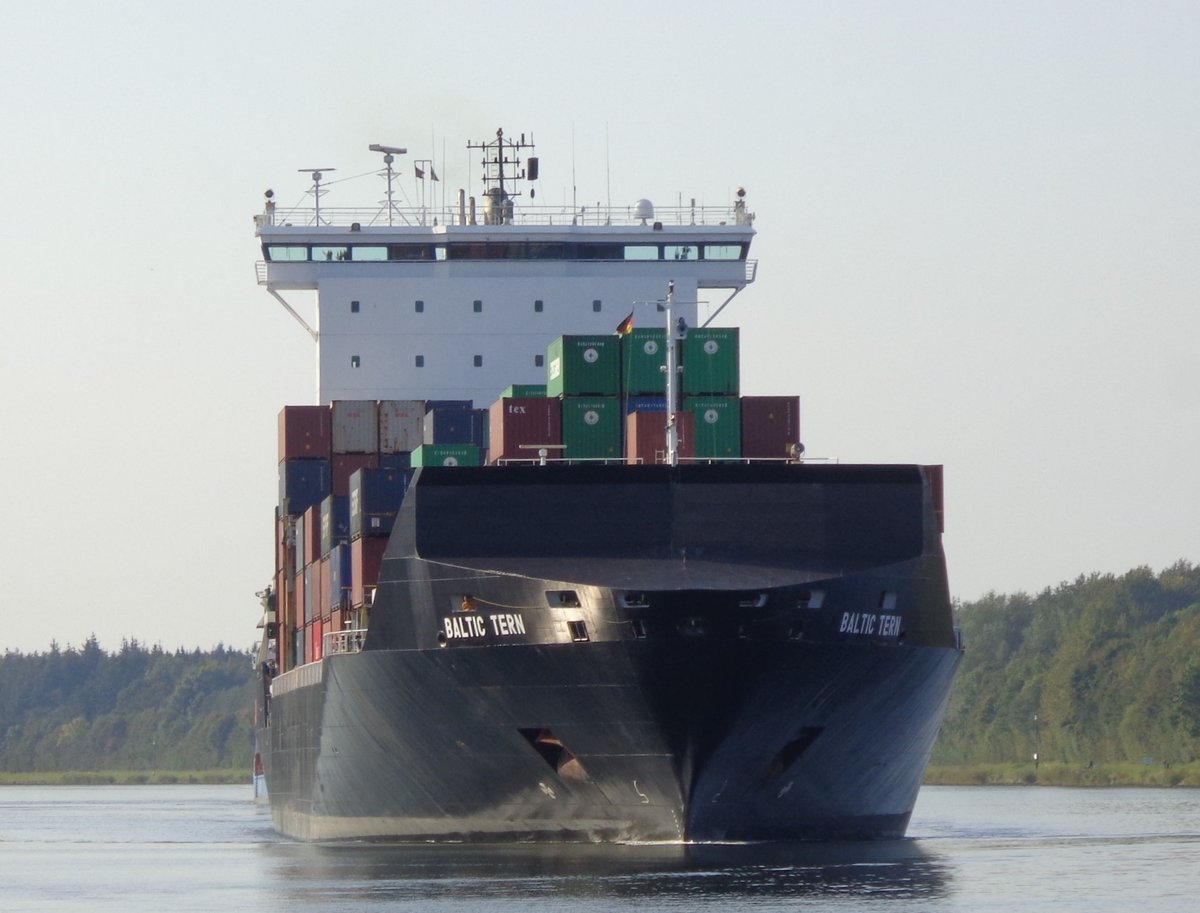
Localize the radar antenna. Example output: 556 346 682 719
298 168 336 225
368 144 407 226
466 128 538 225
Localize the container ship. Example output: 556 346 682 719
252 130 962 842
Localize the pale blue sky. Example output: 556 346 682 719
1 1 1196 652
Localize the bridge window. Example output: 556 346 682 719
351 246 387 261
265 245 308 261
703 244 745 260
623 244 659 260
664 244 697 261
388 244 434 260
313 246 349 262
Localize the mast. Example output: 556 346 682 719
662 281 688 466
466 128 538 224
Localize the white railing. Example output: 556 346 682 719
258 202 754 231
324 628 367 656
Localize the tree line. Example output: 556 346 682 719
932 560 1200 767
0 638 254 772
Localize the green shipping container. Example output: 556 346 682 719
500 383 547 399
682 327 740 395
684 396 742 459
411 444 481 467
546 336 620 397
561 397 622 460
620 328 668 395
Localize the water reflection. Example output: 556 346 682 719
261 839 950 904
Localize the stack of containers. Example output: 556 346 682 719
422 400 487 464
378 400 425 469
682 328 742 460
348 466 410 615
548 335 622 461
277 406 333 672
331 401 379 496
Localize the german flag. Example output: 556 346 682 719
615 312 634 336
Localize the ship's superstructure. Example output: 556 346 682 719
252 130 961 843
257 129 757 406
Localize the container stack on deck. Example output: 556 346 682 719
270 325 802 670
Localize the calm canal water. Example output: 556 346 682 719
2 784 1197 912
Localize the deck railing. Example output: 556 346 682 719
257 202 754 231
324 629 367 656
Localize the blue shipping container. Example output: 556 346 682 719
319 495 351 557
424 407 485 445
379 451 412 470
425 399 473 413
328 543 352 611
279 459 330 517
349 467 414 538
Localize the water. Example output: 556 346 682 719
2 784 1198 912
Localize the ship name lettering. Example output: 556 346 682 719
489 613 527 636
839 612 902 638
443 614 488 639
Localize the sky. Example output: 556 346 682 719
0 1 1196 653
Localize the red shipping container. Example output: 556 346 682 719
302 506 321 566
279 405 332 463
317 555 331 617
488 397 562 463
332 453 379 496
740 396 801 460
626 411 695 465
311 618 324 663
351 536 388 608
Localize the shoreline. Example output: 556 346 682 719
924 761 1200 787
3 763 1198 788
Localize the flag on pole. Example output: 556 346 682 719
615 312 634 336
414 165 425 179
430 165 439 182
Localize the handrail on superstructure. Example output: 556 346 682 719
324 629 367 656
257 202 753 231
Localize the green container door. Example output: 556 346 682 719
500 383 547 399
546 336 620 397
682 327 740 395
411 444 482 467
561 397 622 460
621 328 668 395
684 396 742 459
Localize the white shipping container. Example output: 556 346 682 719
332 400 379 454
378 399 425 453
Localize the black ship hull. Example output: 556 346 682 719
260 463 961 842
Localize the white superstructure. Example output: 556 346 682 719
255 132 756 406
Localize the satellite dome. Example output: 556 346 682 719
634 199 655 221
